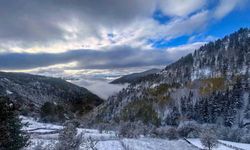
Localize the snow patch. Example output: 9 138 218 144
220 140 250 150
191 68 212 81
240 65 248 74
22 116 197 150
187 138 250 150
6 90 13 95
22 117 250 150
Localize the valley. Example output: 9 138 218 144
0 1 250 149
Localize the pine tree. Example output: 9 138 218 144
166 106 180 126
233 77 243 109
201 98 209 123
180 97 187 115
0 96 29 150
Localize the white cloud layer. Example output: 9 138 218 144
0 0 246 54
0 0 248 78
158 0 206 17
70 79 128 100
213 0 245 19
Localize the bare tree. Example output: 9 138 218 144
200 129 218 150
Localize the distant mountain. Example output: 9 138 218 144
90 28 250 127
0 72 103 117
110 68 161 84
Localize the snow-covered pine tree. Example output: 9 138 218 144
0 96 29 150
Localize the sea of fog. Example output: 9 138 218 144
69 78 128 100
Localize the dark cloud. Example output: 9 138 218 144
0 1 65 44
0 0 155 48
0 45 194 70
0 0 216 50
0 0 246 50
0 0 244 71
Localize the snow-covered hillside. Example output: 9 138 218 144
91 28 250 128
21 117 250 150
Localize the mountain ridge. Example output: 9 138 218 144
89 28 250 127
0 71 103 118
110 68 161 84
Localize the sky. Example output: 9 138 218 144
0 0 249 98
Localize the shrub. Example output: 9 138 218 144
120 100 160 126
214 126 230 140
33 141 62 150
151 127 178 140
82 137 98 150
177 121 201 138
213 125 250 143
118 122 147 138
33 141 45 150
40 102 66 123
165 127 178 140
217 127 245 142
241 134 250 143
96 123 111 134
56 121 82 150
0 97 29 150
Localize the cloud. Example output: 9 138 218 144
102 10 209 51
0 0 212 53
70 79 128 99
1 0 245 54
0 0 157 52
0 42 204 70
0 0 248 54
213 0 245 19
0 0 248 74
158 0 206 17
156 10 210 40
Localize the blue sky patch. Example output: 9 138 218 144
153 10 171 25
148 35 190 48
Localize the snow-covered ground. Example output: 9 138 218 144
21 116 250 150
187 138 250 150
219 140 250 150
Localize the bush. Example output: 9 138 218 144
96 123 111 134
216 126 245 143
40 102 66 123
32 141 60 150
227 128 245 143
120 100 160 126
212 125 250 144
200 129 218 150
118 122 148 138
0 97 29 150
82 137 98 150
56 121 82 150
166 127 178 140
177 121 201 138
33 141 45 150
214 126 230 140
151 127 178 140
241 134 250 143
